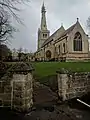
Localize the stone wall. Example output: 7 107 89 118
0 71 13 107
0 62 34 112
57 68 90 101
12 73 33 112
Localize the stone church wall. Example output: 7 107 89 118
67 22 89 54
57 68 90 101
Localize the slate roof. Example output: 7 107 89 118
41 22 77 47
41 26 65 47
59 23 76 38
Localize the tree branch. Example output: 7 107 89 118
0 0 29 43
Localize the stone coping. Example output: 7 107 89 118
10 62 34 73
0 62 34 81
56 68 90 74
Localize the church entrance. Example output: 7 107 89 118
46 50 51 61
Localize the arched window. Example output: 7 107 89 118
46 50 51 58
73 32 82 51
63 43 65 53
43 34 47 38
59 45 60 54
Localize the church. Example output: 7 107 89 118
35 3 89 62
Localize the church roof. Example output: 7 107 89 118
41 21 79 48
55 23 76 43
41 25 65 47
60 23 76 38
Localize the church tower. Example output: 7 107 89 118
37 2 50 50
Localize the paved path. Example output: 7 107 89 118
33 82 58 105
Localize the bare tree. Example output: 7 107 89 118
0 0 29 43
0 10 15 43
0 0 29 21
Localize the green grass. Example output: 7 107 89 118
5 61 90 79
33 62 90 79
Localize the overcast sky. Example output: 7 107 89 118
8 0 90 53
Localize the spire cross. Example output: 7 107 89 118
77 18 79 22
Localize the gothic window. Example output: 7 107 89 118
59 45 60 54
63 43 65 53
73 32 82 51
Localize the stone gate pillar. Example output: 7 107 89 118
56 68 68 101
10 62 34 112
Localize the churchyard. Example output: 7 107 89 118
5 61 90 80
0 61 90 120
33 61 90 79
1 0 90 119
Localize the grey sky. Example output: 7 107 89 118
8 0 90 53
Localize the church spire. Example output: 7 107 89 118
37 2 50 50
41 2 47 30
42 2 46 13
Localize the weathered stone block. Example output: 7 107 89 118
25 89 33 97
57 70 90 101
13 91 24 98
27 73 33 80
3 100 11 106
0 94 3 100
25 98 31 105
13 97 25 106
87 80 90 84
13 82 23 91
25 81 31 89
0 86 4 93
0 62 34 111
4 85 12 93
3 93 11 101
2 81 11 86
12 74 27 81
25 103 32 110
13 105 25 112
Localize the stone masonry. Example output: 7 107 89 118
57 68 90 101
0 62 34 112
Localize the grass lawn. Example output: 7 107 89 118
4 61 90 79
32 62 90 79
